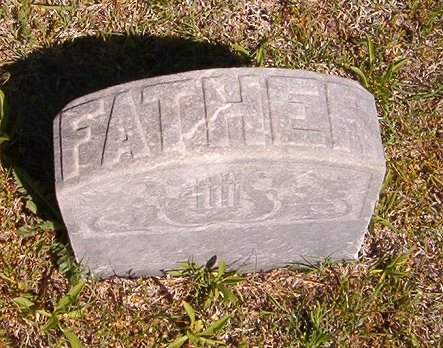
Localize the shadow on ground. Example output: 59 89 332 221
1 34 246 222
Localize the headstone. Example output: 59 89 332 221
54 68 385 277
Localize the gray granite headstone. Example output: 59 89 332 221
54 68 385 277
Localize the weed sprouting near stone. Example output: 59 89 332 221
169 256 244 309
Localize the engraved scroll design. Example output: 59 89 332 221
159 169 353 228
157 171 283 227
88 163 365 234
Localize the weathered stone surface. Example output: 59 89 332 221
54 68 386 278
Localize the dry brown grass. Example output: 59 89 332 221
0 1 442 347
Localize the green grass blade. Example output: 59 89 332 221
182 301 195 327
0 89 8 135
31 3 74 10
166 336 188 348
231 44 250 58
380 168 392 193
12 297 35 310
187 331 200 345
199 315 230 336
66 309 85 319
216 260 226 279
373 216 399 233
350 66 369 88
219 285 237 304
390 57 408 74
35 309 51 317
407 83 443 100
365 34 375 71
61 328 85 348
0 89 9 147
198 336 224 345
220 275 244 284
256 46 266 66
0 135 9 144
41 315 58 333
55 280 85 313
382 57 408 83
17 0 32 40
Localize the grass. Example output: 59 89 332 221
0 0 442 347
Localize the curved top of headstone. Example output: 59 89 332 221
54 68 385 190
